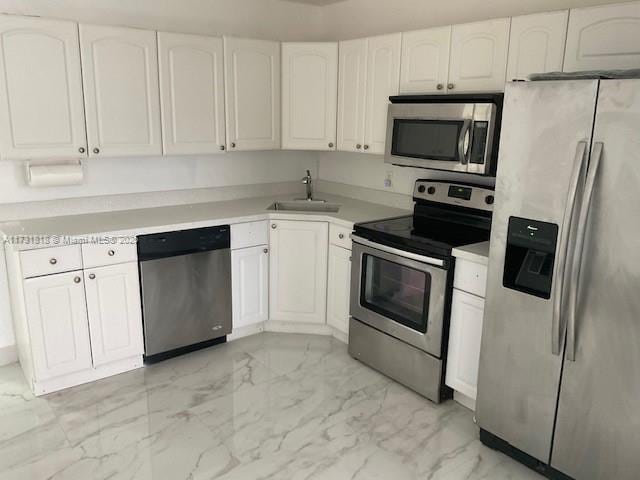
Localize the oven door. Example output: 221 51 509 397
350 236 449 358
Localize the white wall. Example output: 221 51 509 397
318 0 624 39
0 0 325 41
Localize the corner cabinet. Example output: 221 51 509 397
157 32 226 155
281 42 338 151
269 220 328 324
0 16 87 160
564 2 640 72
337 34 401 154
507 11 568 81
79 24 162 157
224 37 281 151
448 19 511 92
400 26 451 94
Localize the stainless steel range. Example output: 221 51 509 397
349 180 494 403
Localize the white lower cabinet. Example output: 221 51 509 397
446 288 485 409
24 271 93 380
231 245 269 329
269 220 328 324
326 244 351 336
83 262 144 367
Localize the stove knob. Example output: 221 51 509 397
427 186 436 195
485 194 495 205
417 185 426 193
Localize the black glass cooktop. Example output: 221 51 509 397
354 206 491 259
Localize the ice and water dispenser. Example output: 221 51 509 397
503 217 558 299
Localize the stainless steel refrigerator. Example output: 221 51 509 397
476 78 640 480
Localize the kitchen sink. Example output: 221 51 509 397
267 200 341 213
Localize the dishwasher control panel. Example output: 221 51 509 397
137 225 230 261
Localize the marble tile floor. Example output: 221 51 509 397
0 333 542 480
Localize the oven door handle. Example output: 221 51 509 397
351 235 445 267
458 119 472 165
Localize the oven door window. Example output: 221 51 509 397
391 119 463 161
361 254 431 333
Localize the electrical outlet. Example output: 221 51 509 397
384 170 393 188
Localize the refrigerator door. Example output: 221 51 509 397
476 80 599 462
551 79 640 480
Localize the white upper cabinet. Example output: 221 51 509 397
282 42 338 151
507 11 568 81
448 19 511 92
24 271 93 381
337 38 368 152
80 24 162 157
269 220 328 324
83 262 144 367
364 33 401 154
224 37 281 151
157 32 225 155
400 26 451 94
564 2 640 72
0 16 87 160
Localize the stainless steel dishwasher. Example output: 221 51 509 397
137 225 232 363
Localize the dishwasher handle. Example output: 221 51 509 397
137 225 230 261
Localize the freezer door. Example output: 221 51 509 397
476 80 599 462
551 79 640 480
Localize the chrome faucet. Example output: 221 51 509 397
301 170 313 201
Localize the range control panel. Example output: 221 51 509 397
413 180 495 212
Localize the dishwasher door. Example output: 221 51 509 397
139 249 232 357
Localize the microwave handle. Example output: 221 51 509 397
458 120 472 165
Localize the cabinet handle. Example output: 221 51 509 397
363 145 369 150
356 144 362 149
88 273 96 280
219 145 225 151
231 142 236 148
263 248 269 254
447 83 455 90
349 256 352 261
271 224 277 229
93 147 100 154
49 258 57 265
108 249 115 256
436 83 444 90
74 276 81 284
78 147 86 154
328 142 334 148
338 233 345 239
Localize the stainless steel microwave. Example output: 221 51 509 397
385 94 503 176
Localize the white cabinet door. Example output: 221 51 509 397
282 42 338 151
327 244 351 335
448 19 510 92
232 245 269 329
445 289 485 402
564 2 640 72
0 16 87 160
399 26 451 94
24 271 92 381
84 262 144 366
80 24 162 157
158 32 225 155
337 38 367 152
269 220 328 324
507 11 568 81
224 37 280 151
364 33 401 155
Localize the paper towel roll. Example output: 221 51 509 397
27 162 83 187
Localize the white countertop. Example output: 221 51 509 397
0 193 410 251
452 241 490 266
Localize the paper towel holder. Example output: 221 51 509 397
25 158 84 188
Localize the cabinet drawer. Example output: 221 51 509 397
82 241 137 268
454 258 488 298
330 224 352 250
20 245 83 278
231 221 268 250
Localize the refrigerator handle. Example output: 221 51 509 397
552 141 588 356
566 142 604 362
